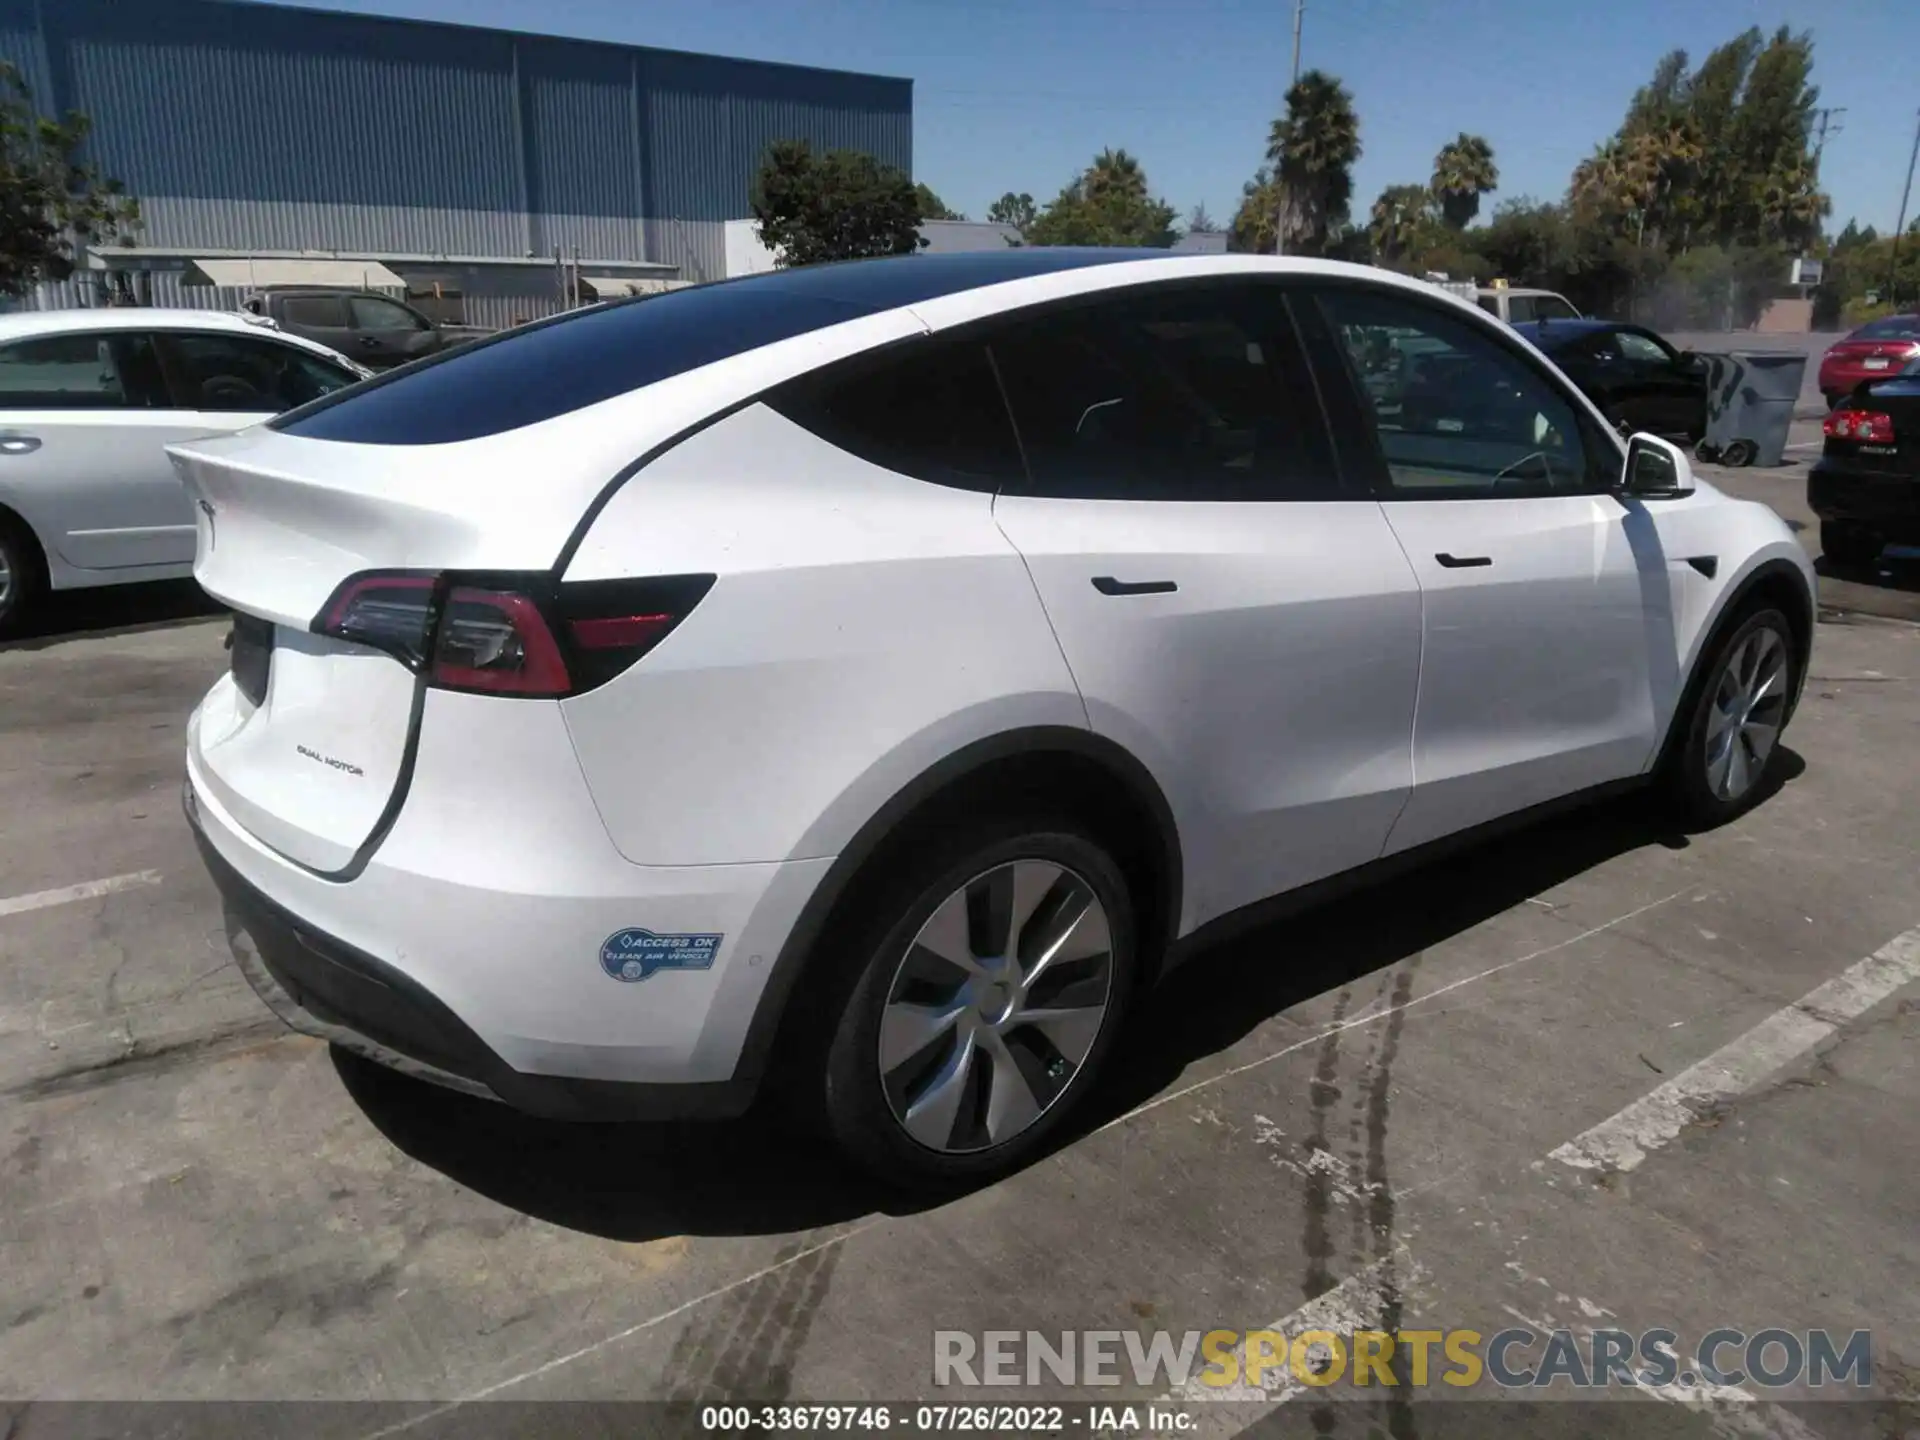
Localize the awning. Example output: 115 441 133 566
580 275 692 299
184 258 407 289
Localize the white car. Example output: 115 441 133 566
173 252 1814 1186
0 308 364 632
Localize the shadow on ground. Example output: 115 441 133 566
0 579 222 651
338 753 1805 1242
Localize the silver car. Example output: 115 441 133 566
0 308 365 633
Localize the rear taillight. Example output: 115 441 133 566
314 571 714 698
1824 409 1896 444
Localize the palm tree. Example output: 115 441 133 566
1265 70 1362 256
1368 184 1433 264
1430 133 1498 230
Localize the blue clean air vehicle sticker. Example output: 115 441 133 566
601 928 724 983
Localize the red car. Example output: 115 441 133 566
1818 314 1920 408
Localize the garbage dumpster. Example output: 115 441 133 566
1694 350 1809 467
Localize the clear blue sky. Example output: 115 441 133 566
274 0 1920 236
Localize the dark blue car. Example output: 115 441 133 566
1513 318 1708 444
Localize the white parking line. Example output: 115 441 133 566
1100 887 1696 1133
1551 926 1920 1173
1169 1246 1421 1407
0 870 163 920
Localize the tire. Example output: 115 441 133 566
1819 520 1883 570
1719 438 1758 467
813 816 1137 1189
0 512 46 638
1664 606 1798 829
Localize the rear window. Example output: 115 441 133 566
274 249 1162 447
275 288 870 445
1855 316 1920 340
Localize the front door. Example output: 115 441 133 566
984 281 1425 931
1307 283 1662 855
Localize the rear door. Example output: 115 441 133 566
1306 281 1661 855
348 295 441 369
272 293 356 355
0 329 202 571
986 281 1424 930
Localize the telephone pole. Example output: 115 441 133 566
1890 109 1920 307
1811 107 1846 170
1273 0 1305 255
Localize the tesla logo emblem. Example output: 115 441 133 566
197 499 216 548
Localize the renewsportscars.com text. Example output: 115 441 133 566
933 1327 1873 1391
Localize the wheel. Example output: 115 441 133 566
0 513 46 637
1694 440 1719 464
815 817 1136 1188
1819 520 1883 570
1665 607 1797 828
1719 438 1758 467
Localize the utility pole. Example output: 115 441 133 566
1890 109 1920 308
1273 0 1305 256
1811 107 1846 170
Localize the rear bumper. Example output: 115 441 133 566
190 805 754 1120
1808 462 1920 536
184 686 836 1119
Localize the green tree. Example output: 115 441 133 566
1185 203 1219 234
0 62 140 296
1259 69 1362 256
751 140 925 267
1229 167 1281 254
987 191 1037 233
1367 183 1434 265
1430 134 1498 230
914 183 964 222
1027 151 1178 248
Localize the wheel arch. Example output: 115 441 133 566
734 725 1184 1091
1654 554 1813 775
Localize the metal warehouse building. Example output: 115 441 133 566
0 0 913 323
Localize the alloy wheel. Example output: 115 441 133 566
1704 625 1788 802
877 859 1114 1154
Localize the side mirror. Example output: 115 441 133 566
1621 433 1695 499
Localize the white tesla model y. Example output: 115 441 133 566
174 251 1814 1185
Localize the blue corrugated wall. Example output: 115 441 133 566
0 0 912 283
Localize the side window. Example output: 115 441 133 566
158 333 360 412
1316 286 1596 498
350 296 429 332
281 295 349 328
767 338 1022 493
1615 330 1670 365
1536 296 1582 322
0 333 132 409
1477 296 1500 317
987 284 1337 501
1505 296 1535 325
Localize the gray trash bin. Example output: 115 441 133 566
1695 350 1809 467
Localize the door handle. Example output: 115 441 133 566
1092 576 1178 596
1434 552 1492 568
0 434 42 455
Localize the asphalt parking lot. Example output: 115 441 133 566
3 477 1918 1437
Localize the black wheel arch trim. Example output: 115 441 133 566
1652 555 1813 776
728 725 1183 1091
